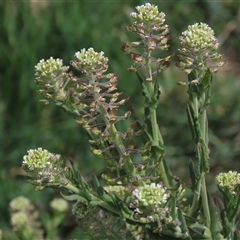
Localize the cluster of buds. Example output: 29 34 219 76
177 23 225 75
216 171 240 207
22 148 68 190
122 3 173 73
73 48 108 75
50 198 69 213
9 196 43 239
35 57 70 105
72 201 91 220
126 182 170 222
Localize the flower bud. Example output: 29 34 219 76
130 3 166 25
35 57 70 103
127 182 170 221
177 23 224 73
73 48 108 74
50 198 69 212
216 171 240 190
216 171 240 209
22 148 68 190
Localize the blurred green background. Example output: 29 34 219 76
0 0 239 239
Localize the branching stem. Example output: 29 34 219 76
89 74 143 183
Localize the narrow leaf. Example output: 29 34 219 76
60 192 88 204
189 159 197 191
207 192 223 239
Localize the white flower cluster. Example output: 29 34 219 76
9 196 43 238
50 198 69 212
132 182 169 207
22 148 66 191
35 57 69 78
74 47 108 74
10 196 31 212
130 3 165 24
181 23 218 51
177 22 224 74
216 171 240 188
22 148 60 172
11 212 28 228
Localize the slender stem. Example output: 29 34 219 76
89 74 143 183
188 89 211 229
108 123 143 182
150 116 170 190
201 175 211 228
199 108 211 229
145 49 170 187
45 223 57 240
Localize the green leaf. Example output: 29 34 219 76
162 157 175 187
153 69 161 101
186 104 200 144
201 69 212 91
198 142 210 173
60 192 88 205
178 208 188 235
136 71 151 99
92 175 115 204
189 223 212 239
189 160 197 191
207 192 223 239
200 69 212 111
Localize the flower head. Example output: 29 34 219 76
22 148 68 190
216 171 240 196
10 196 31 212
11 212 28 229
73 48 108 74
132 182 169 206
177 23 225 74
35 57 70 104
9 196 43 238
127 3 169 51
126 182 170 221
35 57 69 78
216 171 240 210
123 3 171 73
130 3 166 25
72 201 90 220
50 198 69 212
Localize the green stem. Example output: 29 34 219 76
89 74 143 183
188 87 211 229
108 123 142 182
199 108 211 229
45 220 58 240
201 175 211 228
145 49 170 187
149 106 168 187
